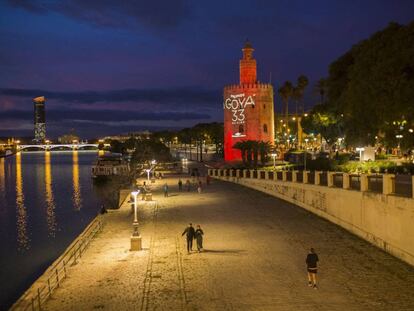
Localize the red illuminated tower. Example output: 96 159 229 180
223 41 275 161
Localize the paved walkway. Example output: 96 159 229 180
43 174 414 311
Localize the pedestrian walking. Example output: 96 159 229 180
178 179 183 191
306 248 319 289
195 225 204 252
163 183 169 197
197 181 202 194
186 179 191 192
182 223 195 253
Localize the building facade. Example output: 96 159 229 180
223 41 275 161
33 96 46 143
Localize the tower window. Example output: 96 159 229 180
263 104 266 109
263 124 268 133
239 124 244 133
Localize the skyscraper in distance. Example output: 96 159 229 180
33 96 46 143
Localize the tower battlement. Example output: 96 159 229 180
224 83 273 91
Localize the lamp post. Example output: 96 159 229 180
356 147 365 162
271 153 277 170
130 190 142 251
396 134 403 153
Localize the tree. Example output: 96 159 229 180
301 104 344 149
258 141 271 165
110 140 125 154
233 141 247 165
292 75 309 147
322 21 414 147
278 81 294 139
314 78 327 105
296 75 309 114
132 139 172 164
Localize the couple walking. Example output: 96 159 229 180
182 223 204 253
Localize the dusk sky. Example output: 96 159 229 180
1 0 413 138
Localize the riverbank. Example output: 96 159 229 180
31 172 414 311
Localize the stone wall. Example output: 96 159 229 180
209 169 414 267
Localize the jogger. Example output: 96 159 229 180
306 248 319 289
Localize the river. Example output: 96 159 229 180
0 151 109 310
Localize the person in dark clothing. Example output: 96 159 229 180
306 248 319 289
178 179 183 191
100 204 107 214
182 223 195 253
163 183 169 197
185 180 191 192
195 225 204 252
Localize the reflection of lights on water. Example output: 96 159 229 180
0 158 5 197
15 152 29 251
45 152 57 237
72 151 82 210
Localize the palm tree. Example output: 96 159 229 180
233 141 247 165
250 140 260 168
278 81 293 143
314 78 327 105
293 75 309 148
258 141 271 165
297 75 309 114
244 140 254 167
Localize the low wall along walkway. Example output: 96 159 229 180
209 169 414 267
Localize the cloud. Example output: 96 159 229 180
7 0 190 30
0 87 219 106
0 108 210 122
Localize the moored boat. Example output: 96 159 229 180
0 149 14 158
91 153 130 182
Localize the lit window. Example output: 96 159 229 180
263 124 268 133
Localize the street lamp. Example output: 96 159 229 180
396 134 403 151
356 147 365 162
271 153 277 169
130 190 141 251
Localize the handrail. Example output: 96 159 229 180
209 169 414 199
10 216 104 311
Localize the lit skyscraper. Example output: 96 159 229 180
33 96 46 143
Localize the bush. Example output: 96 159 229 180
305 158 333 171
375 153 388 160
334 161 414 174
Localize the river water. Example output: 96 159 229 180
0 151 108 310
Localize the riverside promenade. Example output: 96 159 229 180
41 173 414 311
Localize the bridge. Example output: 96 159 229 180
18 143 99 151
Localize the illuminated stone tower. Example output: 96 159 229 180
33 96 46 143
223 41 275 161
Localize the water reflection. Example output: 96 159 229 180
72 151 82 210
44 152 57 237
0 158 5 200
15 152 29 251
